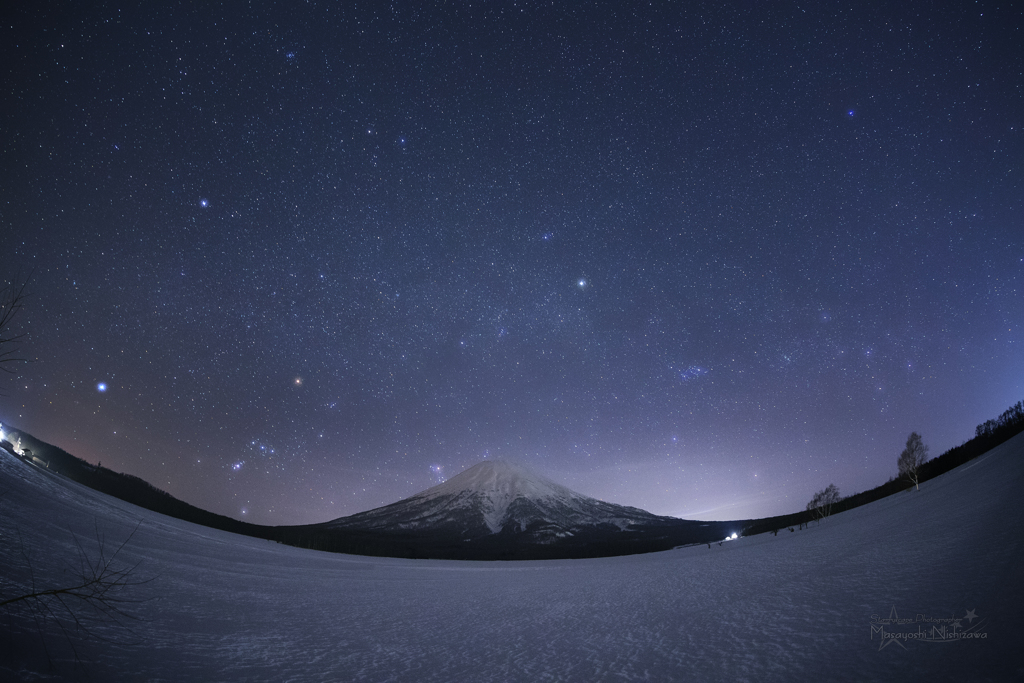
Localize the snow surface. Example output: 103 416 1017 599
326 460 664 535
2 436 1023 681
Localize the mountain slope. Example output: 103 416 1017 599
326 460 676 540
0 428 730 560
305 460 733 558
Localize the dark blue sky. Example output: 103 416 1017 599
1 1 1021 525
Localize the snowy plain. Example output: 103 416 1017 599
2 434 1023 682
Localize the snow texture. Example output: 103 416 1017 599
2 435 1023 681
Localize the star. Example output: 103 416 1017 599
7 0 1018 533
963 608 978 623
875 606 907 650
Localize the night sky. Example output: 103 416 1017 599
1 2 1021 526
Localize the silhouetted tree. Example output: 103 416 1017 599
0 523 149 668
806 483 841 522
0 273 30 392
898 432 929 490
975 401 1024 440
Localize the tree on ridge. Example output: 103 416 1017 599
807 483 841 523
897 432 929 491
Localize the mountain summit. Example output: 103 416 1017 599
325 460 672 540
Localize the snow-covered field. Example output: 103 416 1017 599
2 435 1023 682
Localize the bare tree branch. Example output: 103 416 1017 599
0 271 32 388
1 521 152 669
806 483 841 523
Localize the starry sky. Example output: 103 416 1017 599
1 1 1021 526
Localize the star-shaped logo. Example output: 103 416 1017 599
874 606 907 650
963 608 978 624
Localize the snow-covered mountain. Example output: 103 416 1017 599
324 460 686 543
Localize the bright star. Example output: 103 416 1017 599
199 198 209 208
97 383 107 392
577 278 587 288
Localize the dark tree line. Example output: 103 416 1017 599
974 401 1024 441
744 397 1024 537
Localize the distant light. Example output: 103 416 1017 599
731 533 738 540
97 383 107 392
577 278 587 288
199 198 209 208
